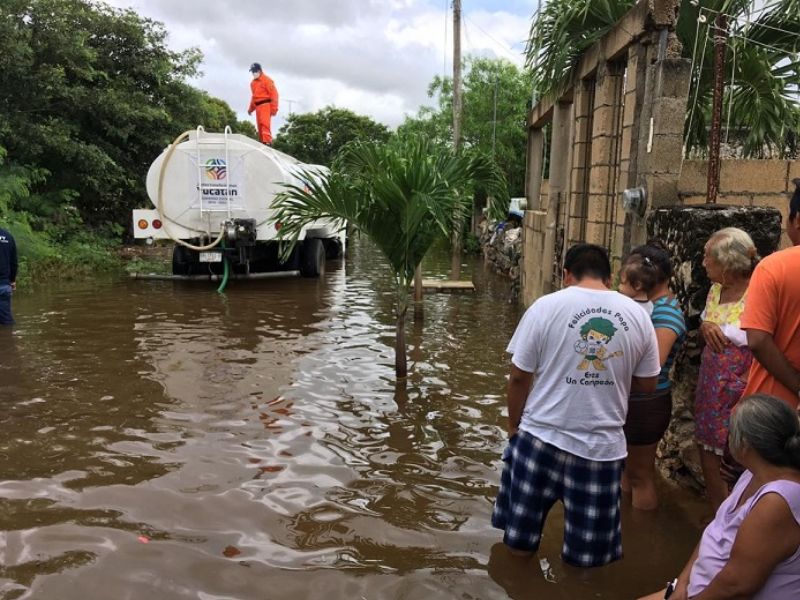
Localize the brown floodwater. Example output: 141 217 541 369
0 239 707 600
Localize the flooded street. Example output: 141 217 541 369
1 240 705 599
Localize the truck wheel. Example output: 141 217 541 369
172 245 190 276
300 238 325 278
323 238 343 259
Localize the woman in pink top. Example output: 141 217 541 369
638 394 800 599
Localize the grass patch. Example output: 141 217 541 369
6 216 122 287
122 247 172 275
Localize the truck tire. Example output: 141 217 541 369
300 238 325 278
323 238 344 259
172 245 190 276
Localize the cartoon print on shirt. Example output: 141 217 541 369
574 317 623 371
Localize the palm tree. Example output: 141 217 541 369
526 0 800 157
271 135 507 378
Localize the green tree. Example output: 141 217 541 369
0 0 254 238
272 106 391 165
399 57 532 199
271 136 507 378
525 0 800 157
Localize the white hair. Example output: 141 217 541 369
707 227 758 276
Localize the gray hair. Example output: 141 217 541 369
729 394 800 469
707 227 759 277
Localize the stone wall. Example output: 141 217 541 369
480 220 523 299
679 159 798 246
485 182 549 302
649 205 782 490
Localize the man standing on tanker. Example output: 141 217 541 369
248 62 279 145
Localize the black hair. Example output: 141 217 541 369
730 394 800 470
630 239 672 283
791 179 800 221
620 253 659 294
563 243 611 281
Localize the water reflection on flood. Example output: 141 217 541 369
0 240 705 599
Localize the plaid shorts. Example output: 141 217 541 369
491 430 624 567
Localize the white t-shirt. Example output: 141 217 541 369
634 299 654 316
507 286 661 461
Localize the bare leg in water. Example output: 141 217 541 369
623 443 659 510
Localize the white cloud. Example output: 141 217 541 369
100 0 535 129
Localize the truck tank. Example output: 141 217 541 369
132 127 344 278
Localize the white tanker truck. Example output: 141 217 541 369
132 127 345 278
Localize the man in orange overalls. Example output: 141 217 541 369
247 63 279 145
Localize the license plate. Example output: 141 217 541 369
199 251 222 263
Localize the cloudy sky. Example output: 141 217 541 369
102 0 539 131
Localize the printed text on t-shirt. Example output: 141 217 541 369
568 307 631 332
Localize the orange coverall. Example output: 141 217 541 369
248 73 279 144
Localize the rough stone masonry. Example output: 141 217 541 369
649 204 782 490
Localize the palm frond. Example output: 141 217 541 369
272 135 508 283
528 0 800 157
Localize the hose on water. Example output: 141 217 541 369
157 129 225 252
216 242 230 294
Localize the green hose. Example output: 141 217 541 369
217 242 230 294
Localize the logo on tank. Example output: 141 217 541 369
204 158 227 181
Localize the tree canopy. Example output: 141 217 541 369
399 57 532 198
272 106 391 166
0 0 254 241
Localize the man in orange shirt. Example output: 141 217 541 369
740 182 800 407
247 63 279 145
721 182 800 487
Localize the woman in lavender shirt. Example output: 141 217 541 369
639 394 800 600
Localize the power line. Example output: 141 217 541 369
699 6 800 41
443 0 449 84
740 0 790 19
725 30 737 143
463 12 474 56
725 31 800 55
731 18 800 40
684 20 711 156
463 14 521 62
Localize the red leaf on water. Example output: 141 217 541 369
223 545 241 558
258 465 284 473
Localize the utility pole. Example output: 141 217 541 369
491 75 498 157
707 13 727 204
452 0 463 153
482 74 498 233
284 99 301 115
450 0 463 280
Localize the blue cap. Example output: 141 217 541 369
249 63 262 73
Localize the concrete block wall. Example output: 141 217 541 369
585 63 626 262
521 210 547 306
678 159 798 247
522 0 686 306
567 80 595 250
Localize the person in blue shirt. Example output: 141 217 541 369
0 227 18 325
622 240 687 510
